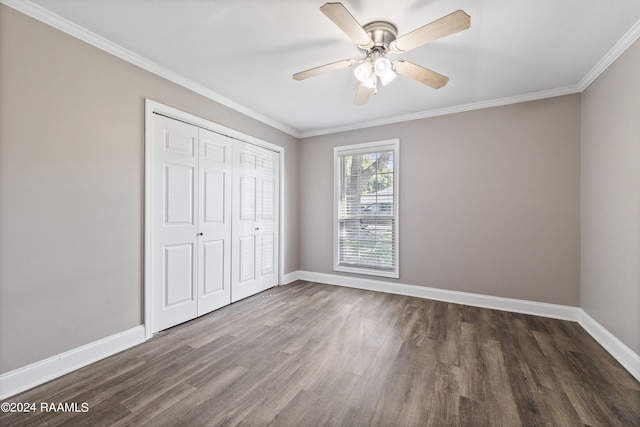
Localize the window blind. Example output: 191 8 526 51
337 146 397 274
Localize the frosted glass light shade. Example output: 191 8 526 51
354 61 374 83
374 57 396 86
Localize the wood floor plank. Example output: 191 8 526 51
425 362 461 427
533 329 615 426
1 280 637 427
373 343 438 426
339 355 395 426
459 395 489 427
495 312 555 426
459 320 488 402
482 339 522 426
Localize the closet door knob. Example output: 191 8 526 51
198 232 203 236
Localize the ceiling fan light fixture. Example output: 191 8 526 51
373 56 391 73
374 56 396 86
362 74 377 89
378 70 396 86
354 60 373 83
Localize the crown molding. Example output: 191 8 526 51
578 17 640 91
298 85 582 138
0 0 299 138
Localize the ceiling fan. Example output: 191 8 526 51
293 2 470 105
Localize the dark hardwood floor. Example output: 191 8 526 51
2 281 638 426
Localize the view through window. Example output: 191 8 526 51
335 140 399 277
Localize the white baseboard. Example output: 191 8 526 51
282 270 301 285
578 310 640 382
0 326 146 400
297 270 579 321
295 270 640 382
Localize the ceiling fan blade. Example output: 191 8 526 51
293 59 357 80
320 2 374 49
393 60 449 89
390 10 470 53
354 84 372 105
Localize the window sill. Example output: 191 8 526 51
334 265 399 279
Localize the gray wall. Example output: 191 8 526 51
300 95 581 306
581 39 640 355
0 5 299 374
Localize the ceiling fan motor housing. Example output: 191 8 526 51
359 21 397 53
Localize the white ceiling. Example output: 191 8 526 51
13 0 640 137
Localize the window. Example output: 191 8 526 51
334 139 399 278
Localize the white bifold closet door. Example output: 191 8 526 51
231 141 280 302
150 114 278 333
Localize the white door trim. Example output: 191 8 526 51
144 99 285 339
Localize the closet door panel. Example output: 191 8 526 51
197 128 232 315
151 116 199 333
232 142 260 301
256 148 279 291
202 240 224 295
259 232 274 275
232 142 279 301
239 236 256 283
164 243 195 305
203 171 225 223
239 176 257 221
164 164 194 224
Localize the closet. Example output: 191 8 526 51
149 113 279 333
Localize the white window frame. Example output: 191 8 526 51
333 139 399 278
